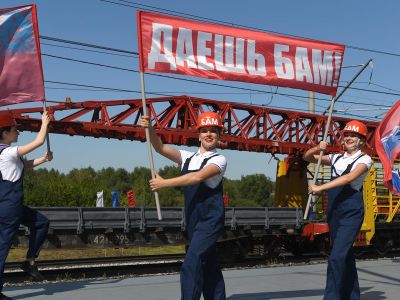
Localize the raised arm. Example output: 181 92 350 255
303 141 331 165
149 164 221 191
309 163 368 194
18 111 50 157
24 151 53 169
141 115 181 164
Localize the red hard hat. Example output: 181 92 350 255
0 111 17 128
342 120 367 137
196 112 223 130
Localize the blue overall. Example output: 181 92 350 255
324 154 365 300
180 153 226 300
0 146 49 292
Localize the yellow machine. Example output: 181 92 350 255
274 156 308 208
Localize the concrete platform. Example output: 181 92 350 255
3 258 399 299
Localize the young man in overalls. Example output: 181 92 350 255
0 110 52 300
141 111 226 300
304 120 372 300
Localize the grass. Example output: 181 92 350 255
6 245 185 262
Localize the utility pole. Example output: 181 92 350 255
308 91 314 113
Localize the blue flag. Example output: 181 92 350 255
0 4 44 106
375 100 400 195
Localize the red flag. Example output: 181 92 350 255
0 5 45 106
127 190 136 208
137 11 345 96
375 100 400 195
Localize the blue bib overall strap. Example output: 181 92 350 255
330 154 344 178
325 153 366 300
180 153 226 300
0 146 49 292
331 153 365 179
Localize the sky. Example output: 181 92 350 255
1 0 400 181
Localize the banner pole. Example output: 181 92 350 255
140 71 162 220
303 58 373 220
42 100 51 153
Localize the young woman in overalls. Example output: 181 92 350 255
304 120 372 300
141 111 226 300
0 110 52 300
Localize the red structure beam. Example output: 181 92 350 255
7 95 378 155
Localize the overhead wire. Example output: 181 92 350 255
96 1 399 105
47 79 369 117
45 82 381 120
39 36 398 109
41 53 322 105
45 78 381 121
99 0 400 58
42 52 394 109
40 36 399 101
41 42 137 58
45 80 170 97
44 80 305 109
40 35 138 55
94 0 397 119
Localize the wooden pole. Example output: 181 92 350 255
42 101 51 153
139 71 162 220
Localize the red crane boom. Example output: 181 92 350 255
8 95 378 155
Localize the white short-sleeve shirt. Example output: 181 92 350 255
328 150 372 191
179 149 227 189
0 145 24 182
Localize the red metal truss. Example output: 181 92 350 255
7 95 379 155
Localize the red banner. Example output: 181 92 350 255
137 11 345 96
0 5 45 106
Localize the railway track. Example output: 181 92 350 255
4 254 185 285
5 253 325 285
5 251 399 286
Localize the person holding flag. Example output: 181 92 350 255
141 112 227 300
304 120 372 300
0 110 52 300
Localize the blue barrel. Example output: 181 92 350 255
111 191 119 207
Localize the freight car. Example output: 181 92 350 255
13 159 400 262
15 207 304 262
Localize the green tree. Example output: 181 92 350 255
237 174 274 206
157 165 183 206
23 166 275 208
131 167 153 207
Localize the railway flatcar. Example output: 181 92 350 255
12 158 398 263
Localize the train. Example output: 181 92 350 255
12 158 399 263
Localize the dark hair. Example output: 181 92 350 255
0 126 12 140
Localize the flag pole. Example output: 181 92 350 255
42 100 51 153
33 3 51 154
140 71 162 220
303 58 373 220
